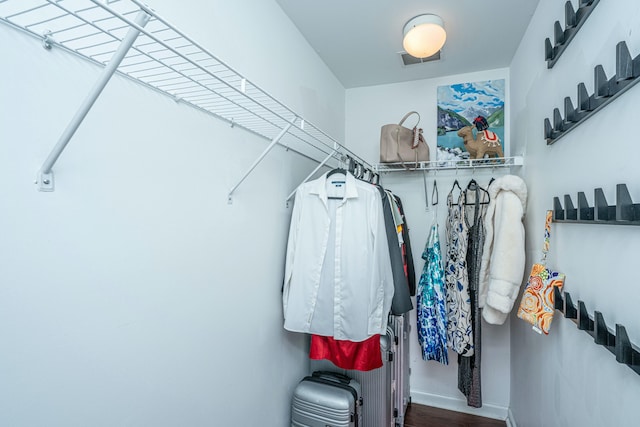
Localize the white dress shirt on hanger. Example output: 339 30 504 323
282 171 395 341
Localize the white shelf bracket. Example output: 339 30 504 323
35 9 151 192
42 30 53 50
285 148 337 208
227 119 296 204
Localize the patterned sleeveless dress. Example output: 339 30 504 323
416 223 448 364
458 182 488 408
444 189 474 356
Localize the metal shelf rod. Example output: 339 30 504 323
36 9 151 191
228 119 296 204
286 148 338 205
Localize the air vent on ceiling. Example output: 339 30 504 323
399 50 441 66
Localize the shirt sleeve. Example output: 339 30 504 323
282 187 303 319
370 189 395 335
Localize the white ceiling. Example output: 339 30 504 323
275 0 541 88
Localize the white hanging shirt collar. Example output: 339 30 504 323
307 171 360 205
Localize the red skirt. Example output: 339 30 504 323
309 334 382 371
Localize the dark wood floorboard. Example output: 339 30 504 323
403 403 507 427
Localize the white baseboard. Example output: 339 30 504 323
506 408 517 427
411 391 508 421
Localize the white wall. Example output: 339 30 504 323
0 1 344 426
509 0 640 426
346 68 514 420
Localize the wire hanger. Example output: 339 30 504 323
432 179 439 207
450 179 462 194
422 170 429 211
430 179 439 225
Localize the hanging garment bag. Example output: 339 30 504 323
291 371 362 427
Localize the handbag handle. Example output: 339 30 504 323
398 111 420 127
396 128 424 171
540 210 553 263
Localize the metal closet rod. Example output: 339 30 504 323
284 150 375 206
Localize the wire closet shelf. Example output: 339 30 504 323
374 156 524 173
0 0 366 196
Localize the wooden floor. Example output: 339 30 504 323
404 403 507 427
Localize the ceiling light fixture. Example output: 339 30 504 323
402 14 446 59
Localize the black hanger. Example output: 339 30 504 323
355 162 364 179
432 180 439 206
327 167 347 178
361 167 372 182
464 179 490 205
347 156 356 174
450 179 462 193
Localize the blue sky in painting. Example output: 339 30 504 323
437 79 505 114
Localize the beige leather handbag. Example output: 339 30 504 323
379 111 430 169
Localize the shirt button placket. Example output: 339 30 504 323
334 202 343 338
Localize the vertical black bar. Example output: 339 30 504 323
564 292 577 319
554 197 565 220
553 108 564 132
577 192 594 220
577 83 591 111
616 183 634 221
544 118 554 140
594 65 610 98
578 301 594 332
545 38 554 61
564 194 577 220
554 21 565 45
554 287 564 311
594 188 610 221
565 1 577 27
615 324 632 364
616 41 634 81
564 97 577 122
594 312 613 346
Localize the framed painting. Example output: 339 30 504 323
436 79 505 163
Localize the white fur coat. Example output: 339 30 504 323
478 175 528 325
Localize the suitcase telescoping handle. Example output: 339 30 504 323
311 370 352 385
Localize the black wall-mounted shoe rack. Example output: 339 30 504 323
545 0 600 69
554 288 640 376
553 184 640 225
544 41 640 145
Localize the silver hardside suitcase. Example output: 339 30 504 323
310 326 396 427
291 371 363 427
390 313 411 426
